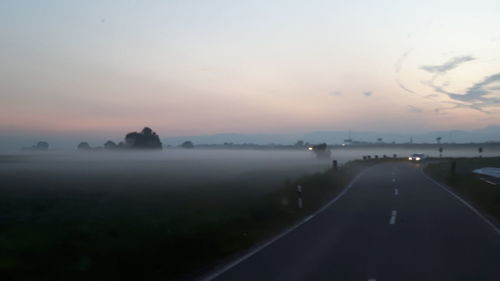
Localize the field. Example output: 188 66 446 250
0 150 373 281
424 157 500 221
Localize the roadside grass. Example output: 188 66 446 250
424 157 500 220
0 159 381 281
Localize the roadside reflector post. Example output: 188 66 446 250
332 160 338 171
297 185 303 209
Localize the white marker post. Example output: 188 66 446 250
297 185 303 209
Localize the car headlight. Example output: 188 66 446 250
416 157 421 161
408 157 412 160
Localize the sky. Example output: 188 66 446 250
1 0 500 141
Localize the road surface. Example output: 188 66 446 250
206 162 500 281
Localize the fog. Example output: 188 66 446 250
2 146 499 200
0 150 330 190
2 147 500 193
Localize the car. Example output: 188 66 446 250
408 153 426 162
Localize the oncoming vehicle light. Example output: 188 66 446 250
408 157 412 160
416 157 421 161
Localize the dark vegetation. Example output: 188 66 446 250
180 141 194 149
77 127 162 151
424 157 500 220
309 143 331 159
0 156 377 281
21 141 49 151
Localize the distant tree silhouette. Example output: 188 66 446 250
35 141 49 151
310 143 331 159
295 140 305 147
77 142 91 150
22 141 49 151
181 141 194 149
104 140 117 149
125 127 162 149
436 137 442 144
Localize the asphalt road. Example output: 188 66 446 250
207 162 500 281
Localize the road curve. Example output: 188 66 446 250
206 162 500 281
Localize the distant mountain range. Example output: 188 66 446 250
162 126 500 146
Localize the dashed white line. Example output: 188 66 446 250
394 188 399 196
392 178 396 183
389 210 397 225
367 279 376 281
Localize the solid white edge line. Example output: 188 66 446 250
421 170 500 237
394 188 399 196
199 166 374 281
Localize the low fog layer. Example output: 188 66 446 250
0 150 330 189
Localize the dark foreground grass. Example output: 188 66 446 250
424 157 500 221
0 160 376 281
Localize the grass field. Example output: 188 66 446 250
0 152 376 281
424 157 500 221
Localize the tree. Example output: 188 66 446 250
295 140 305 147
104 140 117 149
78 142 91 150
124 127 162 149
310 143 331 159
478 147 483 158
35 141 49 151
436 137 442 144
181 141 194 149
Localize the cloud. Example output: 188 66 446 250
421 73 500 112
420 56 476 74
408 105 422 113
363 91 373 97
395 50 411 73
448 73 500 103
396 79 418 95
328 91 342 97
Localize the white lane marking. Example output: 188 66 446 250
394 188 399 196
200 166 376 281
421 170 500 237
389 210 397 225
367 279 376 281
392 178 396 183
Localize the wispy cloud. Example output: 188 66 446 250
447 73 500 108
395 50 411 73
363 91 373 97
328 91 342 97
420 56 475 74
422 73 500 112
408 105 422 113
396 79 417 95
